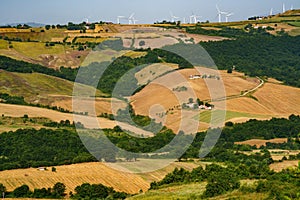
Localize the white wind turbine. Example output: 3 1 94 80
170 11 180 22
225 13 234 22
270 8 273 16
117 16 126 24
216 5 227 23
128 13 136 24
189 13 201 24
282 3 286 13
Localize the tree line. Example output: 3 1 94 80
0 182 128 199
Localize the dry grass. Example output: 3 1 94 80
0 103 116 130
0 162 149 194
0 161 201 195
270 160 299 172
131 68 262 132
135 63 178 85
235 138 288 148
0 116 51 133
254 83 300 116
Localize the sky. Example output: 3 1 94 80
0 0 299 25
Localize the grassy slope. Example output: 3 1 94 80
196 110 271 124
0 70 103 103
11 41 66 59
128 180 267 200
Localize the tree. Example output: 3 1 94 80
45 25 51 30
139 40 145 46
0 183 6 194
51 167 56 172
13 184 31 197
52 182 66 197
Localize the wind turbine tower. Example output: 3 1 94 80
270 8 273 16
283 3 286 13
225 13 234 23
216 5 227 23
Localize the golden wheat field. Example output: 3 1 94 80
253 82 300 116
0 161 201 194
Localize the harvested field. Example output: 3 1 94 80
235 138 288 148
254 83 300 116
0 103 116 130
0 161 201 194
0 162 149 194
270 160 299 172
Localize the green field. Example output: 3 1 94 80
0 116 52 133
128 180 267 200
128 183 206 200
81 49 128 66
194 110 270 124
0 28 68 42
0 39 8 49
75 37 110 43
11 41 66 59
288 21 300 27
289 27 300 36
0 71 103 103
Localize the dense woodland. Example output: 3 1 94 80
0 115 299 170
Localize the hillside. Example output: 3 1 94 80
131 67 300 133
0 161 200 195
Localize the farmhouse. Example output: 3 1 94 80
189 74 201 80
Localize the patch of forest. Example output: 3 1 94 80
1 115 300 171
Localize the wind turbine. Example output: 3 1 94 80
117 16 126 24
189 13 201 24
128 13 135 24
282 3 286 13
225 13 234 22
82 17 90 24
270 8 273 16
170 11 180 22
291 5 294 10
216 5 227 23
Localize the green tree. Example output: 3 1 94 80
0 183 6 194
13 184 31 197
52 182 66 197
45 25 51 30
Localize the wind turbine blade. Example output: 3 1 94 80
216 4 220 13
129 13 135 19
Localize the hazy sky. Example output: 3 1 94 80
0 0 299 25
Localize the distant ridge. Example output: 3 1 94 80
1 22 45 27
